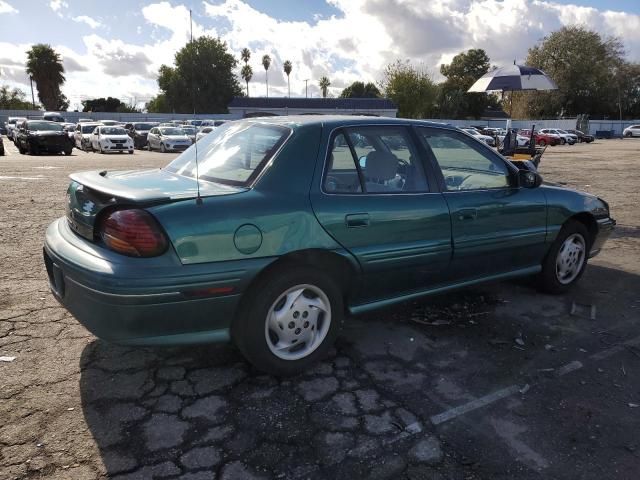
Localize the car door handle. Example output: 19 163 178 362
345 213 370 228
457 208 477 221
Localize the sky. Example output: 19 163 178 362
1 0 640 110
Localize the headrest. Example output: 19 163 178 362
365 151 397 181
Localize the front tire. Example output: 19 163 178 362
537 139 546 146
538 220 590 294
160 143 166 153
233 266 344 376
560 138 566 145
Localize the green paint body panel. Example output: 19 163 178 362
43 116 615 346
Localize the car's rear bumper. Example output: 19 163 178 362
589 217 616 258
43 217 272 345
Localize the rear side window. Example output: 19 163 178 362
324 126 429 194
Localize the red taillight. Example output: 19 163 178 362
99 209 168 257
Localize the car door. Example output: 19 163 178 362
148 128 157 149
416 127 547 280
310 124 452 304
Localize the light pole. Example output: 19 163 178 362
304 79 309 98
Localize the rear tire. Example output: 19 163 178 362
538 220 590 294
233 265 344 376
160 143 166 153
537 139 546 146
560 138 566 145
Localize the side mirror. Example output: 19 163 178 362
518 169 542 188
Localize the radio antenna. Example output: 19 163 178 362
190 9 202 205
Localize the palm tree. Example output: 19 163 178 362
283 60 292 98
241 64 253 97
262 54 271 97
26 44 67 110
319 76 331 98
241 47 251 65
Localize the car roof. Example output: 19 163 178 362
235 115 457 131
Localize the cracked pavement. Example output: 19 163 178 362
1 140 639 479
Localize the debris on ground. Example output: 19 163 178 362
570 302 597 320
628 403 639 408
519 384 531 394
0 356 16 362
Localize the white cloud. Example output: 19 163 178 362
49 0 67 12
0 1 17 14
73 15 102 29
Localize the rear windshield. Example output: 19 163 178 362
27 121 63 131
133 123 155 130
165 122 290 186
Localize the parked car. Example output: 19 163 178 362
566 129 594 143
74 122 101 150
147 126 192 152
44 116 615 375
0 123 7 136
90 125 134 154
78 118 93 123
623 125 640 137
196 126 215 142
520 129 560 147
127 122 159 149
539 128 576 145
99 120 121 127
182 125 198 144
6 117 26 143
43 111 65 123
460 127 496 146
62 123 76 141
15 120 73 155
0 135 4 156
186 119 203 127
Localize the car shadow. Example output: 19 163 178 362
78 263 640 478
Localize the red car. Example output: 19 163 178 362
519 129 560 147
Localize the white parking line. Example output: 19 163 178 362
0 176 44 180
430 385 522 425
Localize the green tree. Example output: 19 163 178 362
283 60 292 98
241 47 251 64
319 76 331 98
262 54 271 97
145 94 170 113
380 60 438 118
524 26 628 118
156 36 242 113
81 96 138 112
339 81 381 98
25 43 68 110
241 64 253 97
0 85 36 109
439 48 493 119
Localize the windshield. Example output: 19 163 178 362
81 125 98 133
200 127 213 133
160 127 184 135
134 123 155 130
165 122 290 186
183 127 197 134
100 127 127 135
28 121 63 132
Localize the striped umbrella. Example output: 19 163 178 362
468 64 558 93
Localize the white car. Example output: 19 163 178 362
90 126 134 154
182 125 198 144
497 131 530 147
539 128 576 145
461 127 495 146
196 126 215 142
74 122 101 150
623 125 640 137
99 120 121 127
6 117 26 143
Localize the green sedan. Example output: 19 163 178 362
44 116 615 375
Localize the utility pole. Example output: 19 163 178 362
304 79 309 98
189 9 193 42
29 76 36 109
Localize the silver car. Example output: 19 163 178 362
147 126 192 152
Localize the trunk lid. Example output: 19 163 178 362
66 169 244 240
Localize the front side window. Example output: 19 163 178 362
324 126 429 194
166 122 290 186
418 128 510 191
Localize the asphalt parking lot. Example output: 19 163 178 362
1 138 639 480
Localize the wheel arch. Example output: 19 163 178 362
567 212 598 246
